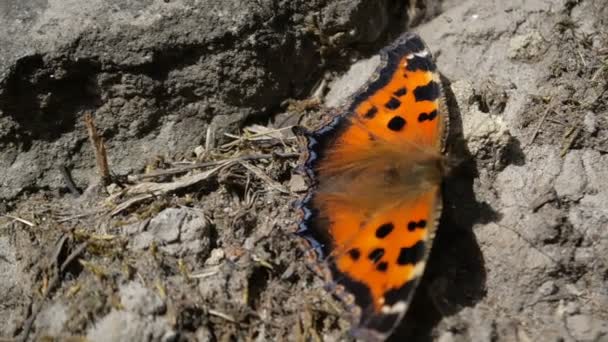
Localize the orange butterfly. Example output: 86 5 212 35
296 32 448 341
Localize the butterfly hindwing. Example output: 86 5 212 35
297 32 447 341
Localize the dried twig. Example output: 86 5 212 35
131 152 298 181
190 265 221 279
58 165 81 197
560 126 580 157
84 113 111 185
208 309 238 323
110 194 155 216
220 125 295 149
55 210 103 223
111 162 230 216
3 215 35 227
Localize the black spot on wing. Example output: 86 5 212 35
397 241 426 266
418 110 438 122
348 248 361 261
385 97 401 110
387 116 406 131
407 220 427 232
393 87 407 97
376 262 388 272
413 80 440 102
363 106 378 119
368 248 385 262
375 223 394 239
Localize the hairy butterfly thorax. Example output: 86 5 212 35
295 32 448 341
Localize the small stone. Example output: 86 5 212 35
129 208 212 257
437 331 456 342
325 55 380 108
566 314 608 341
243 236 256 250
194 145 206 158
583 111 598 134
122 220 149 235
565 284 583 296
35 302 68 336
508 31 545 60
119 281 166 315
180 212 210 241
581 150 608 193
161 331 178 342
87 310 174 342
554 151 586 201
195 326 213 342
147 208 183 244
574 247 595 265
205 248 225 265
106 183 122 195
131 231 155 251
288 174 308 193
557 301 581 316
450 80 511 159
537 280 557 297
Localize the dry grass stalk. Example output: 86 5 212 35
84 113 111 184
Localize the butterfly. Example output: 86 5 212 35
296 32 448 341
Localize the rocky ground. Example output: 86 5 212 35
1 0 607 341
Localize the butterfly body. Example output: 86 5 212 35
297 32 448 341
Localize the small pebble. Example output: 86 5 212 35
538 280 558 297
583 111 597 134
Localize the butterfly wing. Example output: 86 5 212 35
297 32 447 341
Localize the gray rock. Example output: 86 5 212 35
288 174 308 193
554 151 586 201
581 150 608 193
569 191 608 242
574 247 595 265
324 55 380 108
128 207 211 257
86 310 176 342
34 302 69 336
119 281 166 316
195 326 214 342
537 281 557 297
566 314 608 342
437 332 457 342
583 111 598 134
508 31 545 60
451 79 511 164
558 301 581 316
147 208 184 244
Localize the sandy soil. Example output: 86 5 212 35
0 0 607 341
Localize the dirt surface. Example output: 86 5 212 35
1 0 607 341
